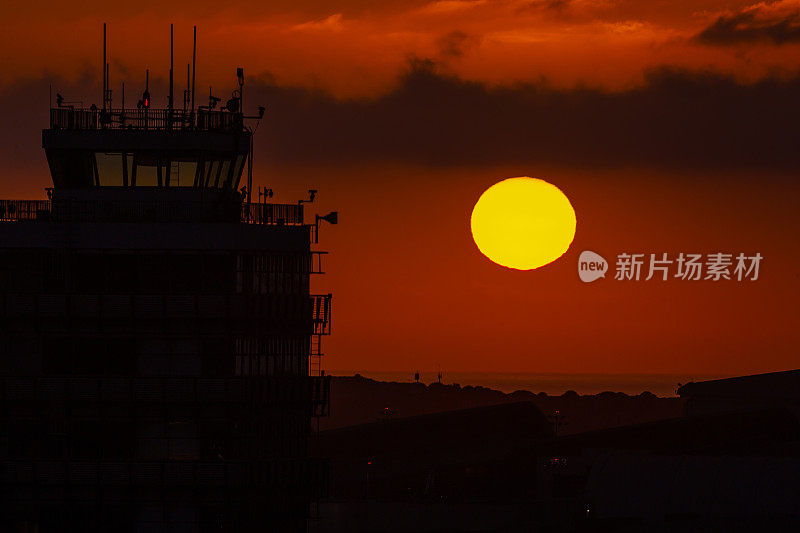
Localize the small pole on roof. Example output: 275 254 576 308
144 69 150 129
102 22 107 112
191 26 197 119
247 135 253 207
169 24 174 128
185 63 190 114
106 62 110 108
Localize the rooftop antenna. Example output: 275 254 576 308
191 26 196 116
102 22 107 112
169 24 174 125
184 63 190 113
141 69 150 109
247 135 253 206
208 86 221 109
106 62 111 108
237 67 244 113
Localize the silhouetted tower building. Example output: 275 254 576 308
0 27 332 531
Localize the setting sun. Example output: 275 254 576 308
470 177 577 270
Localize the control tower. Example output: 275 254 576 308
0 25 332 531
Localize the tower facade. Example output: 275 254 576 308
0 87 331 530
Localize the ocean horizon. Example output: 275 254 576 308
329 371 733 398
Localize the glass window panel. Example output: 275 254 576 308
178 161 197 187
125 154 133 180
205 161 219 187
193 160 204 187
232 155 246 190
135 162 159 186
218 159 231 188
123 153 133 186
166 162 178 187
95 152 124 186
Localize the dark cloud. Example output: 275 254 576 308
5 0 432 20
515 0 572 17
543 0 570 12
697 7 800 46
518 0 571 13
435 30 481 59
0 71 99 192
248 60 800 171
2 60 799 193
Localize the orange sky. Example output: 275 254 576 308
2 1 799 379
294 164 799 377
3 0 800 96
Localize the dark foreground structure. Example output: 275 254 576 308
0 31 332 531
313 374 800 532
678 368 800 417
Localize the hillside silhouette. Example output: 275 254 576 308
322 374 684 434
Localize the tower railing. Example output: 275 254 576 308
311 294 332 336
0 198 304 226
0 200 50 221
242 203 304 225
49 107 244 132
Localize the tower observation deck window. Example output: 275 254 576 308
95 152 125 186
175 161 197 187
89 153 243 188
202 160 218 187
233 155 245 188
132 154 160 187
218 160 231 188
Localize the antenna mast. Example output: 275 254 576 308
169 24 174 127
247 135 253 206
191 26 197 117
185 64 190 113
102 22 107 112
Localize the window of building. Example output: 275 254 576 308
95 152 125 186
91 152 242 188
134 155 159 186
205 160 219 187
232 154 246 190
219 159 232 188
177 161 197 187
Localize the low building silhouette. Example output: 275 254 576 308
678 369 800 418
313 381 800 531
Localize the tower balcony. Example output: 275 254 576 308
43 107 252 190
50 107 244 133
0 194 304 225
